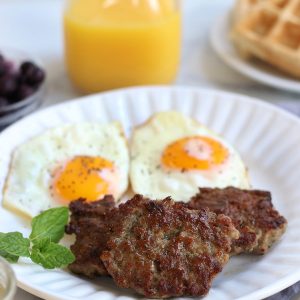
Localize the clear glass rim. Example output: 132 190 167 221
0 257 16 300
64 0 182 11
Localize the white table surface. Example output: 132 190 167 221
1 0 300 299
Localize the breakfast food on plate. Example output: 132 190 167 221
0 53 45 108
130 111 249 202
231 0 265 58
232 0 265 25
0 207 75 269
65 188 287 298
65 196 115 277
66 194 241 297
231 0 300 78
189 187 287 254
2 122 129 218
0 109 289 298
100 195 239 298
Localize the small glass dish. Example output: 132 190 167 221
0 257 16 300
0 47 46 130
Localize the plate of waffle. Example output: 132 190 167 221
1 86 300 300
211 0 300 93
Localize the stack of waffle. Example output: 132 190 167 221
231 0 300 78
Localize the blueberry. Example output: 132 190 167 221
20 61 45 86
0 56 5 77
20 61 35 74
0 76 17 97
0 57 15 77
19 62 35 83
4 61 15 76
0 63 5 77
31 68 45 85
0 96 8 107
15 84 34 100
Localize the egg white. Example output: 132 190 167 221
2 122 129 218
130 111 250 202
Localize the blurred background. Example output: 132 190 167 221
0 0 299 113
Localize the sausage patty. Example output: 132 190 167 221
101 195 239 298
65 195 115 277
189 187 287 254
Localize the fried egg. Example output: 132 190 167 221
130 111 250 201
3 122 129 218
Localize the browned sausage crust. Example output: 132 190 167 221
101 195 239 298
65 195 115 277
189 187 287 255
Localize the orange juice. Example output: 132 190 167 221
64 0 181 93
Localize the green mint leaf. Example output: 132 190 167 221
0 250 19 263
0 232 30 257
30 207 69 243
30 240 75 269
33 237 50 249
0 232 19 262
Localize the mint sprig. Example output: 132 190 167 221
0 250 19 263
0 233 19 262
30 207 69 243
0 207 75 269
0 232 30 257
31 240 74 269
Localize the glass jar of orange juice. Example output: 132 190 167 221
64 0 181 93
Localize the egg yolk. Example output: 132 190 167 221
52 156 116 203
161 136 229 170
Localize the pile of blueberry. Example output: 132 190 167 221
0 54 45 108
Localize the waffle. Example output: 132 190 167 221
231 0 300 78
232 0 264 24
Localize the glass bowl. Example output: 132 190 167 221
0 47 46 129
0 98 43 130
0 257 16 300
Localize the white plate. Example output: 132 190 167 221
1 86 300 300
210 11 300 94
